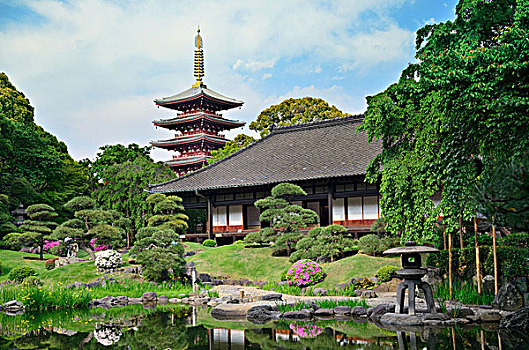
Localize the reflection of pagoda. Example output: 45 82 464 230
151 27 245 176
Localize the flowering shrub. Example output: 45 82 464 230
286 259 325 287
94 250 122 269
45 258 58 270
43 240 60 251
90 237 111 252
289 324 323 338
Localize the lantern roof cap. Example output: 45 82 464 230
383 241 439 255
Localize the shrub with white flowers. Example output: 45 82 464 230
94 249 122 269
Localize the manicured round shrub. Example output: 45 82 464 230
45 258 58 270
95 250 122 269
286 259 326 287
377 265 399 282
202 239 216 247
379 237 401 253
358 234 380 255
234 240 244 245
280 267 290 281
8 266 37 282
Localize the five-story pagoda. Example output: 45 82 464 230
151 28 245 176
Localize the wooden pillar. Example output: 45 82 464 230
492 215 498 295
207 195 214 240
474 217 482 294
448 227 453 299
327 184 333 226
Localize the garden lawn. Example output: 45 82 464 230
0 249 58 282
0 250 136 285
188 244 400 287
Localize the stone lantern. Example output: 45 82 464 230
383 241 439 315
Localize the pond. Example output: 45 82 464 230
1 305 528 349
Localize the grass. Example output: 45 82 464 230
0 282 91 311
275 298 368 313
89 280 192 299
434 279 495 305
188 243 400 287
0 249 139 285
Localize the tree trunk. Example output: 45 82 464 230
474 217 481 294
492 215 498 295
449 228 453 299
39 242 44 260
81 242 96 260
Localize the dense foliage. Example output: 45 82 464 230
290 224 356 263
473 152 529 232
253 183 318 256
249 97 351 136
132 227 186 282
18 203 58 260
360 0 529 240
207 134 256 164
426 246 529 282
88 145 176 243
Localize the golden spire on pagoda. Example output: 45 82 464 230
193 26 204 87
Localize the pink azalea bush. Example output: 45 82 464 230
289 324 323 338
42 240 60 251
90 238 111 252
286 259 325 287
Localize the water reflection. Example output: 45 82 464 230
0 306 528 349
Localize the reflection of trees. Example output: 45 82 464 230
119 312 189 350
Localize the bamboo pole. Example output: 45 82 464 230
474 217 481 294
492 215 498 295
443 224 447 250
449 227 453 299
459 214 464 248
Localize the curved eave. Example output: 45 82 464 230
154 90 243 111
166 156 208 167
153 114 245 129
150 135 228 149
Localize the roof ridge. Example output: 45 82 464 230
271 114 364 134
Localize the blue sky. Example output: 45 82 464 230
0 0 458 161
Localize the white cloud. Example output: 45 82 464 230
0 0 417 161
233 58 276 71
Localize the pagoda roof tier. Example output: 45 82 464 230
165 155 209 167
153 112 245 130
150 134 228 150
154 83 243 111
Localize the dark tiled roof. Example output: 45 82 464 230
148 116 380 193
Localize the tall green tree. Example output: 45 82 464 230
18 203 58 260
0 73 89 221
249 97 350 137
360 0 529 241
254 183 318 256
93 151 176 244
207 134 256 164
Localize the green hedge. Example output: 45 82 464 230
426 246 529 282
